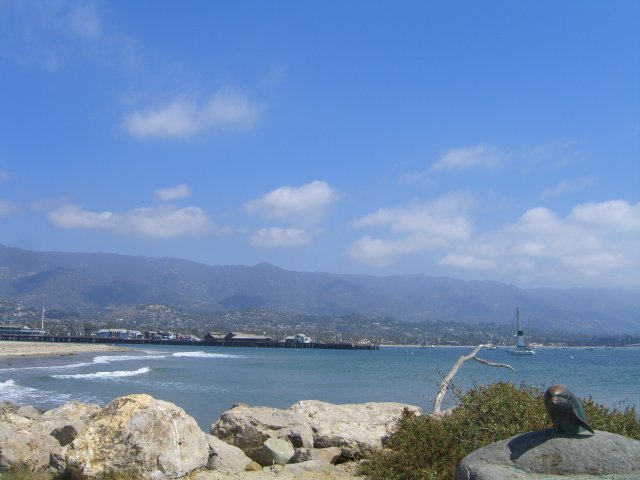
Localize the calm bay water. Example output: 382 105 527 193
1 345 638 430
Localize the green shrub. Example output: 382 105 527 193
360 381 640 480
582 397 640 440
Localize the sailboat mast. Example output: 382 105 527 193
516 308 526 348
41 307 45 331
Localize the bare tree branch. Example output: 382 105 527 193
473 357 516 370
432 344 515 416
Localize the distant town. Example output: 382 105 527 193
1 299 639 348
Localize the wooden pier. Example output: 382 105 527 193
0 335 379 350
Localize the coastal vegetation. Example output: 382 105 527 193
360 381 640 480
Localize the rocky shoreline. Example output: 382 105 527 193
0 393 422 479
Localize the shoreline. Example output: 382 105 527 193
0 341 132 358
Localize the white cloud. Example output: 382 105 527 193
490 200 640 283
540 177 595 199
349 195 473 266
457 200 639 285
123 91 262 139
429 145 502 172
568 200 640 232
48 204 212 238
353 195 473 237
348 235 432 267
49 205 113 230
245 180 338 223
349 197 640 286
250 227 312 248
154 184 192 202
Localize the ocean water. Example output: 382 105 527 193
0 345 638 430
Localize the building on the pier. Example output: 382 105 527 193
144 330 176 340
0 324 46 338
284 333 313 345
95 328 142 340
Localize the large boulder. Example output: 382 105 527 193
292 400 421 458
41 401 102 446
41 401 101 432
15 405 42 420
1 400 100 445
0 402 17 417
455 429 640 480
0 421 63 471
257 437 295 466
0 400 100 472
211 400 421 463
205 434 254 473
66 394 209 479
211 404 315 459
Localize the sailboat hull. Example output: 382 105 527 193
507 348 535 355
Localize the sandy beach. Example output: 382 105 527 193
0 341 131 358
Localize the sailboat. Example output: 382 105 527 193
506 307 535 355
420 331 430 348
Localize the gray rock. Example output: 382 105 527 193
211 400 420 462
0 402 17 417
0 412 37 432
41 401 100 436
0 421 63 471
0 401 98 439
291 400 421 459
16 405 42 420
246 460 262 471
455 429 640 480
205 434 254 472
291 447 343 464
257 437 295 466
211 403 314 460
66 394 209 479
50 446 68 472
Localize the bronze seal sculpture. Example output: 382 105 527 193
544 384 594 435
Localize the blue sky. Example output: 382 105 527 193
1 0 638 288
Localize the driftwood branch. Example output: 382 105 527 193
432 344 515 416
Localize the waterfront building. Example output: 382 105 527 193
95 328 142 340
0 324 46 338
284 333 313 345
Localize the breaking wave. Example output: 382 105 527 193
171 351 243 359
0 379 97 405
92 354 166 364
51 367 151 380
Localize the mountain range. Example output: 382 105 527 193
0 244 638 334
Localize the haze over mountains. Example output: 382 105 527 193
0 244 638 334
